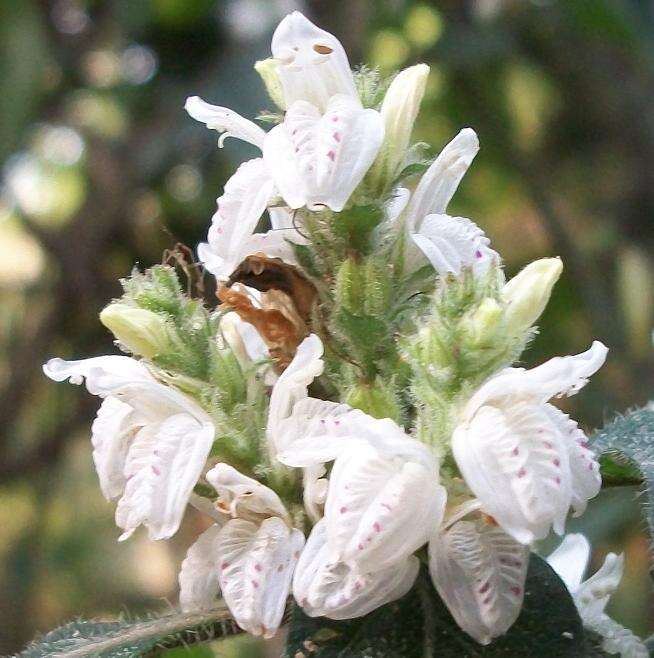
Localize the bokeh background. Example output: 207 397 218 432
1 0 653 655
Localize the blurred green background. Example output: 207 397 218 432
0 0 653 655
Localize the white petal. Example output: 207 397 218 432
115 413 214 541
404 128 479 232
303 464 328 522
179 524 223 612
184 96 266 149
574 552 623 620
278 403 433 469
325 443 445 570
220 312 270 368
546 533 590 593
217 517 305 637
91 396 140 500
410 214 499 276
313 95 384 211
584 613 648 658
43 355 153 397
198 158 275 280
206 463 290 523
271 12 358 112
429 520 529 645
453 403 573 544
266 334 324 455
544 406 601 516
293 519 419 620
263 96 384 212
268 206 295 229
465 342 609 416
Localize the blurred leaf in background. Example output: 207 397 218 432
0 0 652 655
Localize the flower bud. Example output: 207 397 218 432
254 58 286 110
461 298 503 348
368 63 430 193
100 303 170 359
502 258 562 335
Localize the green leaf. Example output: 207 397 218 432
16 607 239 658
285 556 591 657
593 405 654 542
332 205 384 254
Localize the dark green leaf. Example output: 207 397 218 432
285 556 590 657
332 205 384 254
593 406 654 541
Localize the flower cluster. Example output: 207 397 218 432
43 11 644 654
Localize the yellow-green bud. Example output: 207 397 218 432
368 63 430 193
100 303 170 359
461 298 503 347
255 58 286 110
502 257 563 334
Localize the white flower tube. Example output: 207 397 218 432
43 356 214 541
452 342 608 544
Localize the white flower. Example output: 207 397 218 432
278 403 446 573
452 342 608 544
411 214 498 277
179 464 304 638
262 94 384 212
547 534 648 658
293 519 419 619
397 128 500 276
271 12 359 112
429 516 529 645
43 356 214 541
187 12 385 276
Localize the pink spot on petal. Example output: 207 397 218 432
334 420 340 426
475 250 483 259
327 150 335 161
251 580 259 589
482 596 492 605
221 562 230 570
510 586 522 596
333 132 341 142
277 564 284 572
512 447 519 456
151 465 161 476
254 563 262 572
381 503 392 511
517 468 527 478
373 522 382 533
553 458 560 467
544 441 553 449
555 476 561 485
478 582 490 594
358 543 364 551
332 116 339 122
339 506 348 514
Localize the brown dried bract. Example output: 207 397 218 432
227 254 317 324
217 286 304 371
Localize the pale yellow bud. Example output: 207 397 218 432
368 63 429 193
461 298 503 347
100 303 170 359
502 258 563 334
255 58 286 110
